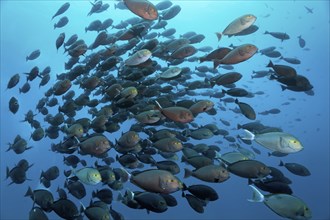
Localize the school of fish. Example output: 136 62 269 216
4 1 315 220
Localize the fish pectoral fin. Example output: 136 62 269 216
214 178 220 183
159 177 166 190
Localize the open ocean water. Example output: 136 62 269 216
1 1 329 219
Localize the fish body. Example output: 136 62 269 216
214 44 257 68
243 130 303 153
248 185 312 219
125 49 152 66
216 14 257 41
124 0 158 20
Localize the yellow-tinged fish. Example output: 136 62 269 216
216 14 257 41
124 0 158 20
125 49 152 66
160 67 182 79
242 130 303 153
248 185 312 219
73 167 102 185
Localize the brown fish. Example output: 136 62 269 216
124 0 158 20
184 165 229 183
153 137 183 152
53 79 72 96
79 135 111 156
227 159 271 179
155 101 194 123
127 169 183 194
214 44 258 68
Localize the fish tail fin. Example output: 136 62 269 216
119 167 132 180
24 186 33 197
279 160 284 166
154 100 162 110
26 56 29 62
266 60 274 68
199 57 205 63
6 144 12 152
264 31 269 34
184 168 192 178
247 185 264 202
117 192 124 202
54 24 56 29
125 189 135 201
242 129 255 141
6 167 9 180
280 85 286 91
215 32 222 41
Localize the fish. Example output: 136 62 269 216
184 165 230 183
124 168 183 194
216 14 257 41
159 67 182 79
124 0 158 20
235 99 256 120
213 44 258 68
26 49 40 61
264 31 290 41
182 192 206 213
298 35 306 48
9 97 19 114
279 160 311 176
242 130 303 153
51 2 70 20
125 49 152 66
70 167 102 185
54 16 69 29
155 100 194 123
227 159 271 179
6 73 20 90
25 187 54 212
248 185 312 219
56 32 65 51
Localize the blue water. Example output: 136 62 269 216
1 1 329 219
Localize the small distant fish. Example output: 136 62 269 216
54 16 69 29
298 35 306 48
304 6 313 13
9 97 19 114
279 160 311 176
51 2 70 20
279 56 301 65
26 49 40 61
264 31 290 42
